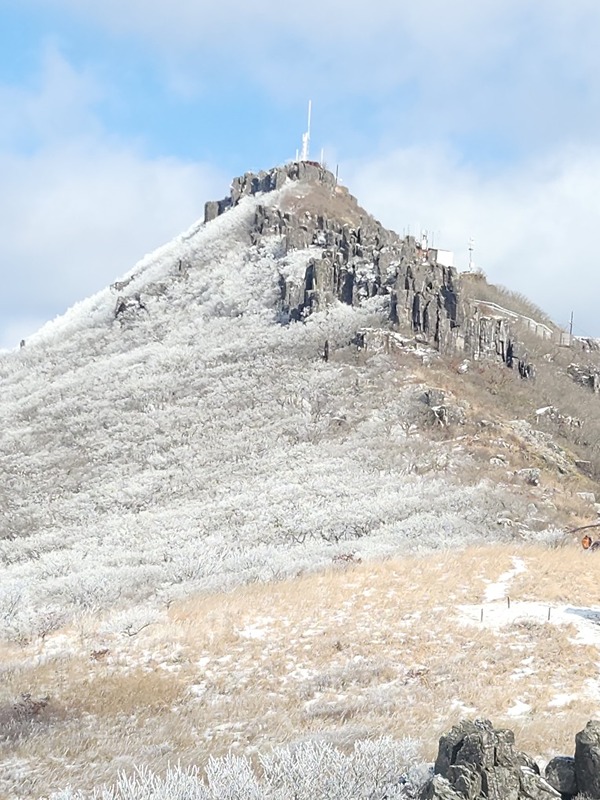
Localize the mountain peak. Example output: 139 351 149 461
204 161 339 223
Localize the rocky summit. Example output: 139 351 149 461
203 162 539 371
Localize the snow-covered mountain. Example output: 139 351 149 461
1 163 531 636
2 162 600 800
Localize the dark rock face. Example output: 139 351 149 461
575 720 600 797
205 163 463 353
422 719 560 800
203 162 537 367
423 719 600 799
545 756 577 796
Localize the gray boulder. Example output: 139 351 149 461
204 200 220 223
422 719 561 800
544 756 577 796
421 774 463 800
575 720 600 798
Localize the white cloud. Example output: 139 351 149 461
28 2 600 83
0 143 224 303
26 1 600 160
0 43 103 148
0 48 227 350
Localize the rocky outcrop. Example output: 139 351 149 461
203 163 538 367
568 363 600 393
204 162 336 223
205 163 464 352
422 719 600 799
575 720 600 797
276 233 462 353
422 719 558 800
419 387 466 427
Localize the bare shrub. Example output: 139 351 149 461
49 737 425 799
0 692 52 743
462 273 555 328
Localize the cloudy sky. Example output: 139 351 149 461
2 0 600 348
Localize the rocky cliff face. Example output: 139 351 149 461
422 718 600 799
204 163 532 369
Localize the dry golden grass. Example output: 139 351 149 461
509 544 600 605
403 352 598 528
4 543 600 798
278 180 371 229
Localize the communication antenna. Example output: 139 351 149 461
468 237 475 271
300 100 312 161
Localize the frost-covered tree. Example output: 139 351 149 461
49 737 427 799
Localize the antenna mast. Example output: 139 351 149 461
300 100 312 161
468 237 475 271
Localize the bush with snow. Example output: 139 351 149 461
49 737 428 799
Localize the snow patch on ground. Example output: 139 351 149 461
458 554 600 669
548 693 577 707
483 557 526 602
458 599 600 648
506 699 531 717
236 618 275 640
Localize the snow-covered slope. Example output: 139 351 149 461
0 174 554 640
4 167 600 800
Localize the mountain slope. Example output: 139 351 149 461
1 172 529 632
2 162 600 798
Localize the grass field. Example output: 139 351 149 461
3 541 600 798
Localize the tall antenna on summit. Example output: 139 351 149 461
300 100 312 161
468 237 475 271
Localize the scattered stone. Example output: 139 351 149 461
568 363 600 393
577 492 596 504
417 388 465 427
11 692 50 721
114 293 148 325
544 756 577 796
575 337 600 352
516 468 541 486
535 406 583 429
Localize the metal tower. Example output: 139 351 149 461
300 100 312 161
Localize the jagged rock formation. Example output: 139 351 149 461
204 163 536 372
421 718 600 799
568 362 600 393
